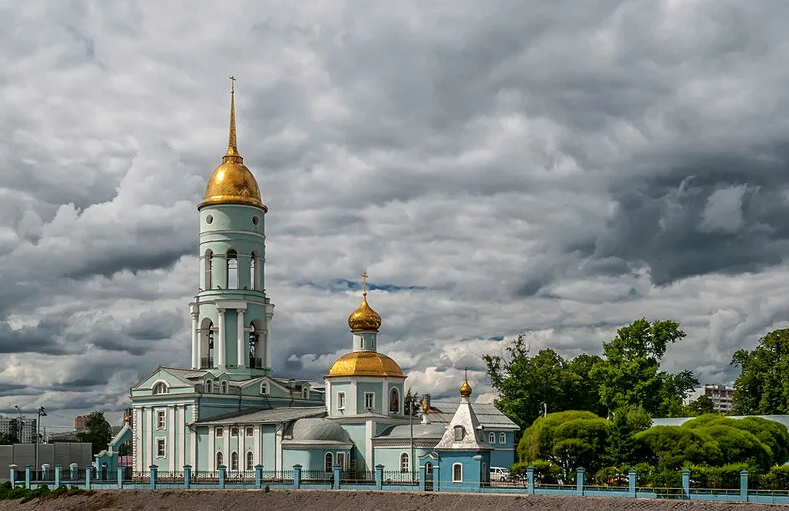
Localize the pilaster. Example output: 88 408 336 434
237 308 246 368
217 308 226 368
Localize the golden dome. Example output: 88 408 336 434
327 351 405 378
199 79 266 210
348 271 381 332
459 379 472 398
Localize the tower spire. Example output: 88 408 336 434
224 76 242 163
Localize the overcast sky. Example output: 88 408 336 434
2 0 789 430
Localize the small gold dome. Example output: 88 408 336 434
327 351 404 378
459 379 472 398
348 291 382 333
199 80 266 210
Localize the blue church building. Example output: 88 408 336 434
126 83 518 481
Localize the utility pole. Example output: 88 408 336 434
409 393 418 482
35 407 46 479
13 405 23 443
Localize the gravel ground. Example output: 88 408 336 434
0 490 787 511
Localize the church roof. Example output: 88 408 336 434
434 379 492 451
282 418 352 448
194 406 326 425
374 423 447 440
424 401 519 430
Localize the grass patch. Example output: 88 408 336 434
0 481 96 502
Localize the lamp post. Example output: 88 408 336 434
409 393 418 481
35 407 46 479
13 405 23 443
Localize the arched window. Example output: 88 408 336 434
231 451 239 471
260 381 269 395
324 452 333 473
454 425 465 441
400 452 409 473
205 380 213 393
249 323 258 368
389 388 400 413
221 381 228 394
201 319 215 368
482 462 487 482
452 463 463 482
204 250 213 289
216 451 223 468
250 252 258 290
246 451 254 471
227 250 238 289
152 382 168 394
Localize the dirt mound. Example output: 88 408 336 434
0 490 785 511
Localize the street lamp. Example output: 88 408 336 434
13 405 23 443
35 407 46 479
409 393 419 482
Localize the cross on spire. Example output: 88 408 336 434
361 270 368 295
229 75 236 93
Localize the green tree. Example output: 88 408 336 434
484 336 603 430
404 388 421 416
0 432 18 445
603 405 652 467
683 415 789 466
76 411 113 455
685 395 716 416
590 318 698 416
731 328 789 415
634 426 722 469
518 410 609 478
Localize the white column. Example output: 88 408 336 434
146 408 154 469
168 405 175 469
237 308 246 369
179 405 186 470
382 379 389 414
264 330 271 370
208 426 215 471
253 427 260 467
224 430 230 469
217 308 226 367
191 312 199 369
134 407 142 472
325 381 331 411
275 425 282 473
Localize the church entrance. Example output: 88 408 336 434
424 462 434 491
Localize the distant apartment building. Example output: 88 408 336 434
0 416 37 443
686 384 735 412
73 414 90 432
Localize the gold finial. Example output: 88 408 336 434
361 270 369 296
224 76 241 162
459 367 472 398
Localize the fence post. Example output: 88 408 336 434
69 463 78 481
9 464 17 487
117 466 124 489
183 465 191 489
375 464 384 490
681 468 690 499
84 465 91 490
25 465 31 489
419 465 426 491
628 469 636 497
293 464 302 489
42 463 50 482
54 465 62 487
526 466 534 494
255 465 263 489
218 465 226 489
149 465 158 489
740 470 748 502
333 463 342 489
576 467 585 496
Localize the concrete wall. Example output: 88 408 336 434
0 443 92 474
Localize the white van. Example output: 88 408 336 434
490 466 510 482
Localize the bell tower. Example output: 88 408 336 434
189 77 274 379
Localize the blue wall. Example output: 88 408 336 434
437 450 490 492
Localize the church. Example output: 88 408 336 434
125 83 517 483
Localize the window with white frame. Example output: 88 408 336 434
454 425 465 441
246 451 254 471
216 451 223 467
452 463 463 482
400 452 409 473
489 432 496 444
205 380 213 393
499 432 506 444
302 386 309 399
221 381 228 394
216 427 224 438
152 382 169 394
364 392 375 410
156 410 166 430
324 452 333 473
260 382 269 395
231 451 239 471
231 427 239 437
245 426 254 437
337 452 346 470
337 392 346 410
156 438 166 458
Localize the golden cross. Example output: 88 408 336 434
361 270 368 293
464 367 468 380
229 75 236 93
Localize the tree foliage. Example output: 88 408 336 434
634 426 722 470
0 433 17 445
76 411 112 455
684 395 717 416
731 328 789 415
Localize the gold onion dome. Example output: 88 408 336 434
200 77 265 210
327 351 404 378
459 369 473 398
348 272 381 333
